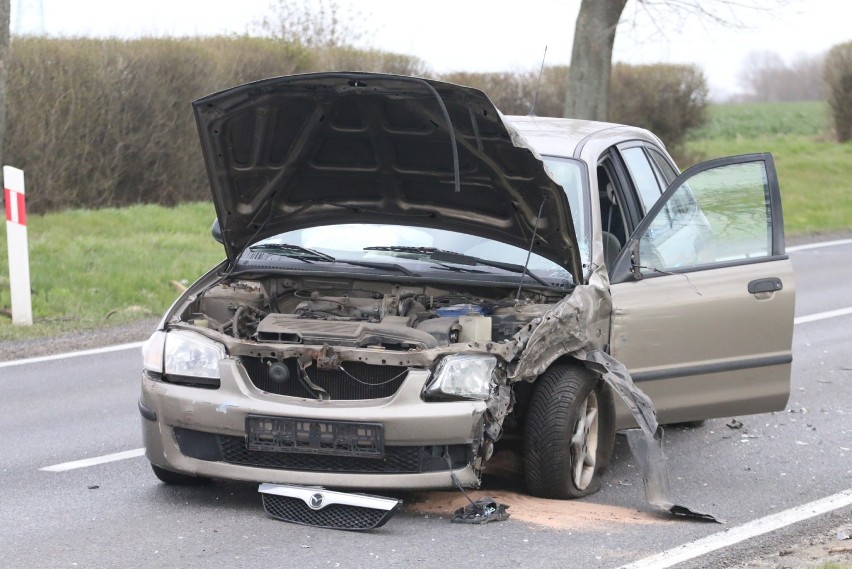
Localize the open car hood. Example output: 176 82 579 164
193 72 581 280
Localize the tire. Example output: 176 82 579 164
150 463 211 486
524 364 615 499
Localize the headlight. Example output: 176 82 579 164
424 354 497 401
143 330 225 388
141 331 166 374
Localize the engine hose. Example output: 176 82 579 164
231 305 248 338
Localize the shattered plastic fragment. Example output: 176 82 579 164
451 497 510 524
726 419 744 429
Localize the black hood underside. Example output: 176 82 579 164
193 72 581 280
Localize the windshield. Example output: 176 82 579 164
251 225 574 283
541 156 590 276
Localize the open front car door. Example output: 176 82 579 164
608 153 794 427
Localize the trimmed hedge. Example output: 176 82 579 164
609 63 708 150
5 38 707 213
6 37 423 213
824 41 852 142
439 66 570 118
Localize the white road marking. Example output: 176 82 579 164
794 306 852 324
618 488 852 569
0 342 144 369
787 238 852 252
41 448 146 472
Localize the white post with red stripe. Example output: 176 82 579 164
4 166 32 326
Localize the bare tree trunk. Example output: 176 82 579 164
0 0 9 174
564 0 628 120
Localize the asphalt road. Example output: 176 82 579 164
1 241 850 569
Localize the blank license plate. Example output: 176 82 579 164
246 416 384 458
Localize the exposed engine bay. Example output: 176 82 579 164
186 277 564 351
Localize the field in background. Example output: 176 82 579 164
688 101 829 139
685 101 851 235
1 101 849 339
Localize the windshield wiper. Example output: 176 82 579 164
336 260 419 276
431 263 488 274
364 246 552 287
248 244 418 276
249 243 336 263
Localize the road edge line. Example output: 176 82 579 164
794 306 852 325
618 488 852 569
41 448 147 472
787 238 852 252
0 342 144 369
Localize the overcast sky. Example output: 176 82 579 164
12 0 850 100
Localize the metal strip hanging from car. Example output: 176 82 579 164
578 349 723 523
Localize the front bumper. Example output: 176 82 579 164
140 358 487 489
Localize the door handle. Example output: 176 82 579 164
748 277 783 294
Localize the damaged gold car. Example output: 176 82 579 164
140 72 795 500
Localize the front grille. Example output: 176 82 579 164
220 435 421 472
241 357 409 400
173 427 473 474
262 493 396 530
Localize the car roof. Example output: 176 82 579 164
504 115 665 159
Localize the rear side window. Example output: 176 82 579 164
621 147 663 214
647 148 678 184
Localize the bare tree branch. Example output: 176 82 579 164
565 0 790 119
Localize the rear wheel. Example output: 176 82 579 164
150 464 211 486
524 365 615 499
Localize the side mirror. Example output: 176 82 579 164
211 219 223 244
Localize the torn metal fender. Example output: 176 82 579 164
576 350 721 523
484 384 513 441
508 282 612 382
575 348 658 437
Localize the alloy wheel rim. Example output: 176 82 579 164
570 390 599 490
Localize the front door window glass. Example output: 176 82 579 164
639 161 771 273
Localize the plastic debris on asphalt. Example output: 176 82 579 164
451 497 510 524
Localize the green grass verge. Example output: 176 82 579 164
0 202 223 340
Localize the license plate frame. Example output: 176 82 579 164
246 416 384 458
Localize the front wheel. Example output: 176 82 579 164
524 365 615 499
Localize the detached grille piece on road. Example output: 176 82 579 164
259 483 401 530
